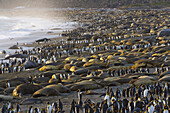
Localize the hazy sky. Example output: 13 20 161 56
0 0 58 9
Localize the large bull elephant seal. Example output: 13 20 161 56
44 83 71 93
22 60 38 69
0 77 28 88
32 87 60 97
70 80 102 91
13 83 42 97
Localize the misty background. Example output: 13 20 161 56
0 0 169 9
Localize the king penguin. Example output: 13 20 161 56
47 102 52 113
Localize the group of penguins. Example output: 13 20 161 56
1 82 169 113
0 31 169 75
0 57 27 74
107 66 169 78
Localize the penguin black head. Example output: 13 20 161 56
47 101 50 104
87 99 91 104
29 105 33 109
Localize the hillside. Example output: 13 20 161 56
0 0 169 9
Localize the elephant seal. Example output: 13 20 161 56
70 80 102 91
158 29 170 37
74 68 88 75
159 75 170 82
0 77 28 88
159 70 170 78
39 65 60 72
0 95 13 101
64 64 74 72
4 87 15 94
33 77 50 84
44 83 71 93
85 90 101 95
32 87 60 97
9 45 20 49
49 78 60 84
22 60 38 69
20 98 43 105
130 76 157 85
13 83 42 97
104 77 132 84
98 72 110 78
38 70 66 78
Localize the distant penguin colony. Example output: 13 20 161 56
0 8 170 113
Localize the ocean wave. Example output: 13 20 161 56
0 35 9 39
0 16 10 20
14 6 26 9
0 15 77 41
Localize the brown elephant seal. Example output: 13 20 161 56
98 72 110 78
68 75 81 80
74 61 85 67
65 56 79 61
44 83 71 93
9 45 20 49
104 77 132 84
122 73 144 78
159 70 170 78
96 79 120 87
49 78 60 84
159 75 170 82
32 87 60 97
0 77 28 88
157 29 170 37
4 87 15 94
155 46 169 54
86 66 101 70
33 77 50 84
13 83 42 97
20 98 43 105
70 80 102 91
70 66 78 72
85 90 101 95
39 65 60 72
22 60 38 69
38 70 66 78
130 76 157 85
64 64 74 72
0 95 13 101
74 68 88 75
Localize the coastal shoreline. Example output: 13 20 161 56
0 14 78 59
0 8 169 113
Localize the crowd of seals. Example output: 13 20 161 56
0 8 170 112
